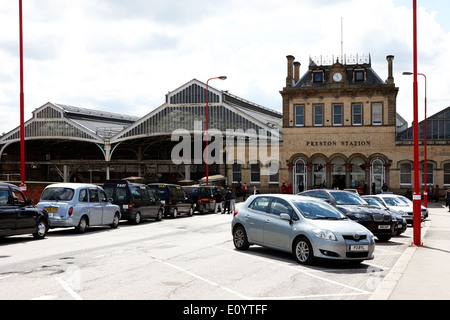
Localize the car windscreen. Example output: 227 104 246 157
383 197 405 206
183 187 199 196
293 200 346 220
41 187 75 201
330 191 366 205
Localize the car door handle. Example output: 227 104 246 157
265 219 270 223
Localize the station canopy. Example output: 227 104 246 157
0 79 283 161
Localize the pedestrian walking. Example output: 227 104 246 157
214 190 224 214
224 188 232 214
242 182 247 201
281 183 287 194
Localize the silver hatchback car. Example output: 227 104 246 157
36 183 121 233
232 194 375 265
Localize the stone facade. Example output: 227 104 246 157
278 54 449 198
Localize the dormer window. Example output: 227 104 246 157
354 67 366 82
312 70 324 83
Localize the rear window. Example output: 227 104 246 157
0 188 10 205
41 187 75 201
103 184 128 201
149 185 169 200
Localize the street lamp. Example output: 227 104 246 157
19 0 26 195
403 71 428 208
410 0 421 245
205 76 227 186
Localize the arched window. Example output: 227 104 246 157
444 163 450 186
400 163 412 185
421 163 434 186
293 158 307 193
370 158 385 194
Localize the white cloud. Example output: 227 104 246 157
1 0 449 134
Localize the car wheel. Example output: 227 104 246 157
233 226 249 250
110 213 120 229
75 216 88 233
33 219 48 239
188 206 194 217
172 208 178 219
155 209 163 221
133 212 141 225
377 234 391 242
293 237 314 265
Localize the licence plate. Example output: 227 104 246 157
378 225 391 230
350 245 368 251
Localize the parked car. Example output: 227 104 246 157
182 185 226 214
36 183 121 233
232 194 375 265
0 182 48 240
298 189 396 241
396 195 428 220
364 194 424 225
362 196 407 236
103 180 163 224
148 183 194 218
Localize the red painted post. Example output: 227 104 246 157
19 0 26 196
412 0 422 246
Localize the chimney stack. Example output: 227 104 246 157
286 55 295 87
294 61 301 83
386 55 394 84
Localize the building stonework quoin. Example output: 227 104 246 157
279 54 450 197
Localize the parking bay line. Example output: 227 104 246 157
154 258 250 300
214 245 371 297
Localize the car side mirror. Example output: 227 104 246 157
280 213 291 221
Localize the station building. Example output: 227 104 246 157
1 55 449 201
280 54 450 196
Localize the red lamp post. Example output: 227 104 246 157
19 0 26 195
412 0 422 246
205 76 227 186
403 71 427 208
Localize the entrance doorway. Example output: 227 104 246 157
293 159 306 193
370 158 385 194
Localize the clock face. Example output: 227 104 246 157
333 72 343 82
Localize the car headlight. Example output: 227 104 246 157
313 229 337 241
353 213 371 219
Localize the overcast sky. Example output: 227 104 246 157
1 0 449 134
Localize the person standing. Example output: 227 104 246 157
214 190 223 214
252 186 260 195
242 182 247 201
435 185 440 202
224 188 232 214
281 183 287 194
287 183 293 194
230 188 236 213
446 188 450 212
298 181 304 193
